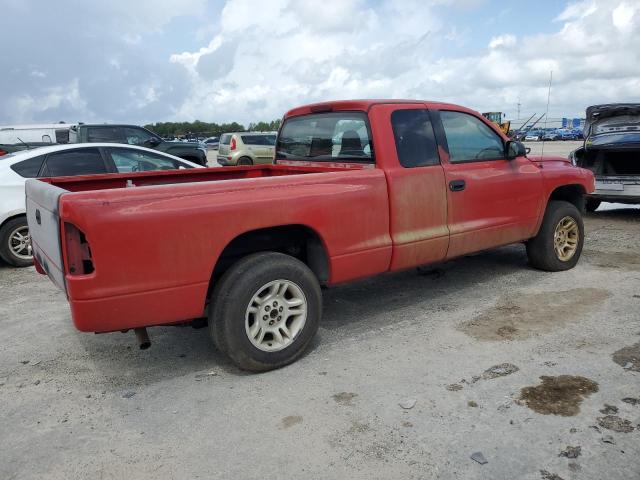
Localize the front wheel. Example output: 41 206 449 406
209 252 322 372
526 200 584 271
0 217 33 268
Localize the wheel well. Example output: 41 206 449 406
1 213 27 230
548 184 586 212
208 225 330 297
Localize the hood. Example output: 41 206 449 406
584 103 640 148
528 155 571 164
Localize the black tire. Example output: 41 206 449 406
209 252 322 372
0 216 32 268
585 198 601 212
237 157 253 166
526 200 584 272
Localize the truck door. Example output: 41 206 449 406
434 110 543 259
370 105 449 270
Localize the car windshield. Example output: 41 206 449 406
277 112 373 162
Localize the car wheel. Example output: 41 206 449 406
237 157 253 166
0 216 33 268
209 252 322 372
585 198 601 212
526 201 584 272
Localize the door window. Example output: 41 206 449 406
122 127 157 146
391 109 439 168
109 148 191 172
43 148 107 176
440 111 505 163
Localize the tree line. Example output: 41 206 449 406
144 119 282 138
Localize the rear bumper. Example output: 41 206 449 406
69 282 209 332
217 156 235 166
588 176 640 203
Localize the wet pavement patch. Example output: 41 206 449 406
332 392 357 406
621 397 639 406
584 249 640 270
599 404 618 414
518 375 599 416
540 470 565 480
281 415 303 429
481 363 519 380
612 342 640 372
597 415 635 433
460 288 611 341
558 446 581 458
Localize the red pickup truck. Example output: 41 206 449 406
26 100 595 371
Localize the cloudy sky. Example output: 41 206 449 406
1 0 639 126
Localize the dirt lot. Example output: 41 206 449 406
1 141 639 480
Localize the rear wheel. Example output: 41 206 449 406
209 252 321 372
237 157 253 166
585 198 601 212
0 217 33 268
526 201 584 271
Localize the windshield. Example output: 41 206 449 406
277 112 373 162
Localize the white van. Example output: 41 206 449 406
0 123 75 146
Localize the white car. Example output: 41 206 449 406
0 143 202 267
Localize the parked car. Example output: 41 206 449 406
26 99 594 372
524 131 543 141
217 132 277 166
0 144 201 267
69 124 208 166
570 103 640 211
203 137 220 150
542 131 560 141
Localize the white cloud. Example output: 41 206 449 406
169 0 640 123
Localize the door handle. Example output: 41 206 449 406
449 180 466 192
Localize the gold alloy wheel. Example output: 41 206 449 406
553 216 579 261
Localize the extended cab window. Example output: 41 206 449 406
391 109 439 168
86 127 123 143
277 112 373 162
10 155 46 178
42 148 107 176
440 111 505 163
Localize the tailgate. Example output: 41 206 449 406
25 179 68 293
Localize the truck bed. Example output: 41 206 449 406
39 164 349 191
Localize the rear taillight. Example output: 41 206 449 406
0 149 7 156
64 223 94 275
230 136 237 151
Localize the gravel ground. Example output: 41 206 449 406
1 141 639 480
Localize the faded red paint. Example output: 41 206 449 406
29 100 594 334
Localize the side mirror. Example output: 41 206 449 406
506 140 526 160
145 137 161 147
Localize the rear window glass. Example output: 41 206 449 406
10 155 46 178
241 134 276 146
220 134 232 145
55 129 70 144
43 148 107 176
277 112 372 162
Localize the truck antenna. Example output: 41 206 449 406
540 70 553 157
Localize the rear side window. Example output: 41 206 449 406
277 112 373 162
43 148 107 177
10 155 46 178
220 134 232 145
440 111 505 162
109 148 192 173
391 110 439 168
86 127 122 143
241 134 276 146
